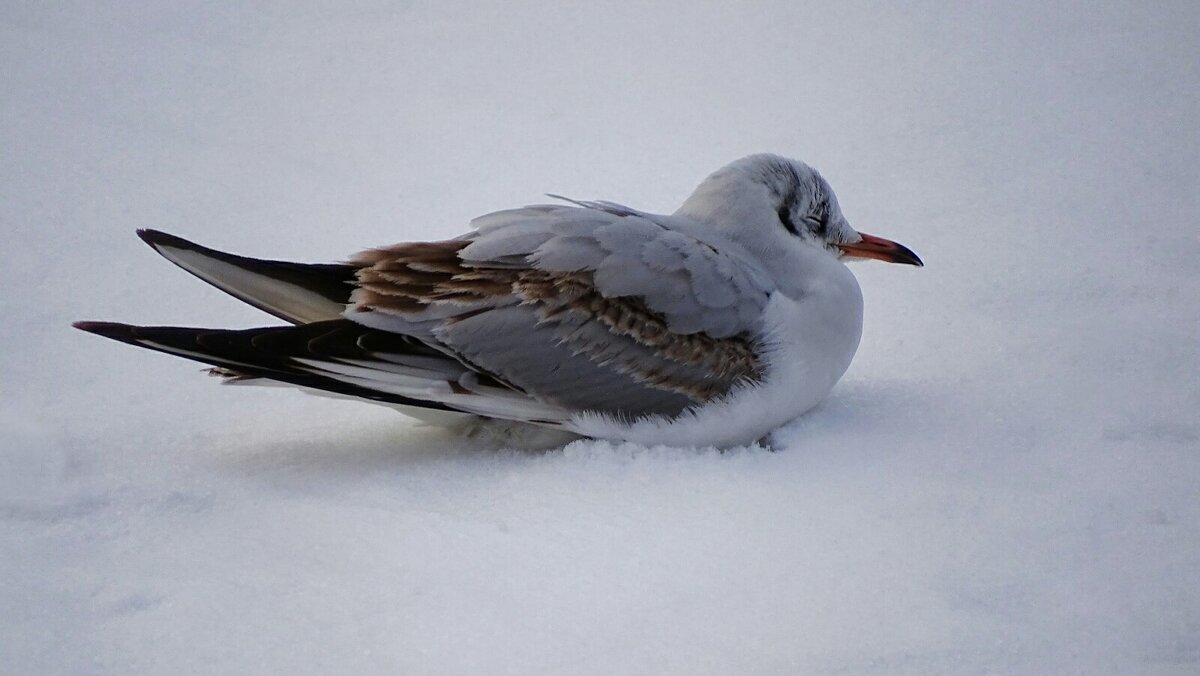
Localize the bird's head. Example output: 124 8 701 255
679 154 923 267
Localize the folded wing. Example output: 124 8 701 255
81 202 776 423
348 203 775 417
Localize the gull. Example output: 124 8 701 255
74 154 921 448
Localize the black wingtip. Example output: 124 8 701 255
72 320 138 341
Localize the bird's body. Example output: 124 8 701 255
76 155 921 448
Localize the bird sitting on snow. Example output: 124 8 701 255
75 154 921 448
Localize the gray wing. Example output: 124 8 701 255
348 202 775 418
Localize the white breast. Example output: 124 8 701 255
566 262 864 448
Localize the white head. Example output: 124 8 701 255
677 154 922 267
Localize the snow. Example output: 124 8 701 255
3 1 1199 673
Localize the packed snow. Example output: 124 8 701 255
3 2 1198 673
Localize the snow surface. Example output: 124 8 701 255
3 2 1199 673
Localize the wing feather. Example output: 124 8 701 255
349 202 774 417
91 202 776 423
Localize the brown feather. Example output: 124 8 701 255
349 240 764 402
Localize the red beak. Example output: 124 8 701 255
837 232 923 266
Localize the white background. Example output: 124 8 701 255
3 2 1198 673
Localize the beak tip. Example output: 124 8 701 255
893 242 923 267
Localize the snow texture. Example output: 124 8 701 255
3 2 1199 673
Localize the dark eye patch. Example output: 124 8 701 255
809 197 831 237
777 202 800 236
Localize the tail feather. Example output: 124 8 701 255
136 229 357 324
